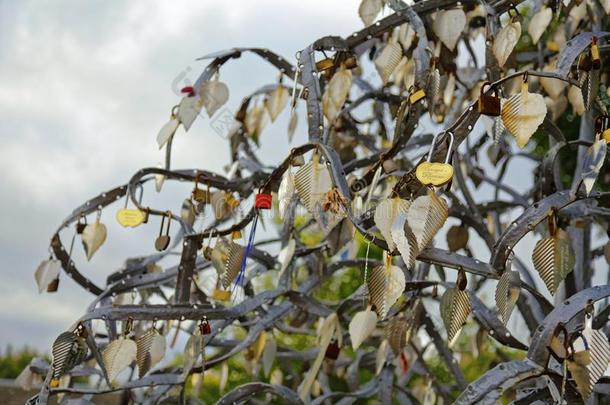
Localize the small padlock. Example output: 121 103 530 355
231 230 242 240
591 37 601 70
415 131 455 187
478 82 501 116
255 192 273 209
409 88 426 104
47 277 60 293
325 339 340 360
154 211 171 251
199 317 212 335
192 175 210 203
290 154 305 167
315 58 334 72
457 268 468 291
212 288 231 301
76 214 87 234
224 193 240 210
595 115 610 143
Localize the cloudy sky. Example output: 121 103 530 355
0 0 369 351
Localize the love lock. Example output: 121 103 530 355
415 131 455 187
595 114 610 143
192 174 211 203
116 184 148 228
154 211 172 251
478 82 501 116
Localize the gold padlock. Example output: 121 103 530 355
192 174 210 203
415 131 455 187
231 230 242 240
409 89 426 104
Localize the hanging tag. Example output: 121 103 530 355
154 211 172 251
409 88 426 104
478 82 501 116
591 37 601 70
415 131 455 186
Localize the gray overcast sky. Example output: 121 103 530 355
0 0 365 351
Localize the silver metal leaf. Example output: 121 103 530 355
102 337 137 385
406 191 448 252
51 331 87 383
136 329 166 378
440 287 470 345
494 270 520 325
532 229 575 295
375 197 411 252
367 263 406 318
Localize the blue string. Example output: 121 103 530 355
234 212 258 288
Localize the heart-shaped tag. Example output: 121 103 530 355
116 208 147 228
415 162 454 186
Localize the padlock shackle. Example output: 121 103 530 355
426 131 455 164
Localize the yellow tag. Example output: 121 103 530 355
409 89 426 104
591 44 600 61
116 208 147 228
603 128 610 143
415 162 454 186
212 289 231 301
315 58 334 71
546 40 559 52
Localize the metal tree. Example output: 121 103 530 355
22 0 610 403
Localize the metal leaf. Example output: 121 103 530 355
374 197 411 252
494 270 520 325
349 307 378 350
265 85 289 122
367 263 406 318
177 95 200 131
582 67 600 111
156 116 179 150
200 79 229 117
82 219 107 261
287 109 298 142
433 9 466 51
568 327 610 398
375 42 403 85
386 306 420 355
358 0 382 26
299 313 339 400
581 139 607 196
294 154 332 214
136 329 166 378
34 259 61 293
278 170 295 220
440 287 471 345
278 239 296 276
262 336 277 377
322 66 352 121
501 82 547 148
102 337 137 385
183 333 203 376
532 229 575 295
51 331 87 383
220 240 246 289
391 212 418 268
527 7 552 45
446 224 469 252
568 85 585 115
406 191 448 252
493 21 521 68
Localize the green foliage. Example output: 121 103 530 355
0 345 43 379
